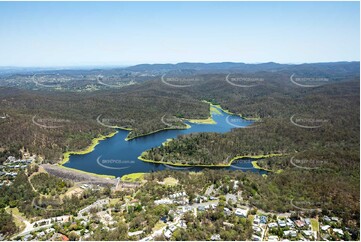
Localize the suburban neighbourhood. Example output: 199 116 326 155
0 151 352 241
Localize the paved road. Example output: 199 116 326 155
13 215 70 238
9 212 33 239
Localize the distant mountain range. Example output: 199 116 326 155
0 61 359 77
126 61 360 74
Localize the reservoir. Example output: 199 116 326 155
63 105 268 177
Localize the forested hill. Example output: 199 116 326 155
0 61 359 229
0 62 359 163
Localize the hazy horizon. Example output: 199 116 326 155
0 60 360 70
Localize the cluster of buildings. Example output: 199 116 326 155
18 199 113 241
0 156 34 187
78 198 109 217
319 216 346 240
263 216 318 241
10 174 350 242
154 191 188 205
164 221 187 239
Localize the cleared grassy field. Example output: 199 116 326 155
120 172 145 182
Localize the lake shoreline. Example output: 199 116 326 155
203 100 261 121
125 101 219 140
59 100 269 178
59 130 119 166
138 152 283 169
125 123 191 141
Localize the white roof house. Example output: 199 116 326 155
164 230 172 239
302 230 314 238
235 208 248 217
268 222 278 228
321 225 331 231
268 235 279 241
333 228 344 236
154 198 173 205
169 225 177 232
277 219 287 227
284 230 297 238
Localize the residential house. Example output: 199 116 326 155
277 219 287 228
302 230 314 239
321 225 331 232
268 235 279 241
268 222 278 229
284 230 297 238
252 235 262 241
164 230 172 239
211 234 221 241
333 228 344 236
235 208 248 217
295 220 306 228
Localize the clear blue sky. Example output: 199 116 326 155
0 1 359 67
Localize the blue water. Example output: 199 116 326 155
64 106 268 177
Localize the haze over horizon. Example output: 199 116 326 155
0 60 360 70
0 1 359 67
